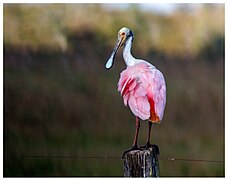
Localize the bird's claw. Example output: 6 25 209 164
140 142 153 149
140 143 160 154
121 145 141 159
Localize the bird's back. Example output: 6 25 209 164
118 61 166 122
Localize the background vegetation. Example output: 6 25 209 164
4 4 224 176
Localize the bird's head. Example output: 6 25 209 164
105 27 134 69
117 27 134 47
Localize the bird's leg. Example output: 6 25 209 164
147 121 152 146
122 116 141 159
132 116 140 147
140 121 160 155
141 121 154 149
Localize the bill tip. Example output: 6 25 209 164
105 56 114 69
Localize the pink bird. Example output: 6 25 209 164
105 27 166 157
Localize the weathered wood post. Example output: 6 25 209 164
123 145 160 177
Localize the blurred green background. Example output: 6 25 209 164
4 3 224 177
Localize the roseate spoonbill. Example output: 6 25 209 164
105 27 166 158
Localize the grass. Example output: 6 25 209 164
4 49 224 176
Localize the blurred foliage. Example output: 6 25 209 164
4 4 224 58
4 3 224 177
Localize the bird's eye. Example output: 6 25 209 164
121 32 126 36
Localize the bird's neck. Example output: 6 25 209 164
123 37 136 67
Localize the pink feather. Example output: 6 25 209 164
118 62 166 122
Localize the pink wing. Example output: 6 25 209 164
118 62 166 122
149 69 166 121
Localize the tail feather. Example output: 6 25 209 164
148 95 161 123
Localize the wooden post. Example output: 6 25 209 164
123 145 160 177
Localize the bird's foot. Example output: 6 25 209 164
140 142 153 149
140 143 160 154
121 145 141 159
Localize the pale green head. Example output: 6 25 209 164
105 27 134 69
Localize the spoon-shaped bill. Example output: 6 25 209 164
105 37 124 69
105 54 115 69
